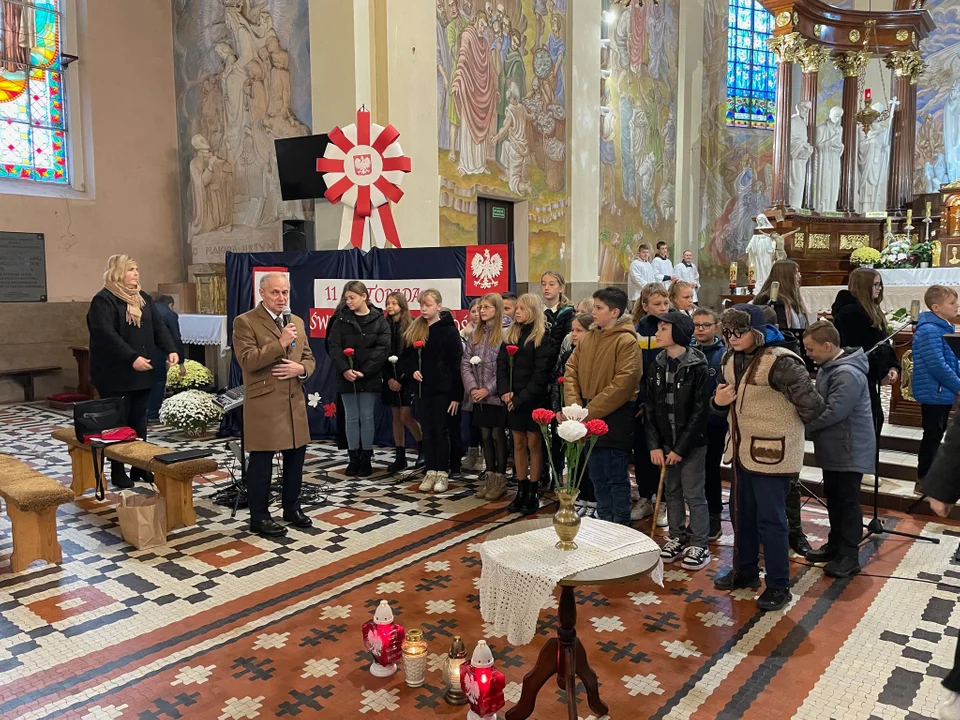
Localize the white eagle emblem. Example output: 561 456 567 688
364 628 383 656
462 671 480 703
471 248 503 289
354 154 373 176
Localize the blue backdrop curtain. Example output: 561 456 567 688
223 246 516 446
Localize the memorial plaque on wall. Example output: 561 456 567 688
0 232 47 302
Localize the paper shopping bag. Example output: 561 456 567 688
116 491 167 550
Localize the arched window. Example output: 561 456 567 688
726 0 776 129
0 0 68 184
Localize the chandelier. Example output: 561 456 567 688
854 20 890 135
610 0 659 7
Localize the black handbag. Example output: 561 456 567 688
73 398 126 501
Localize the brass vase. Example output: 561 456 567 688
553 490 581 551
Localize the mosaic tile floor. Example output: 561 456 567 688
0 403 957 719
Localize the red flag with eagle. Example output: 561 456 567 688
316 107 412 250
466 244 508 296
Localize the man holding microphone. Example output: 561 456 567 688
233 273 316 537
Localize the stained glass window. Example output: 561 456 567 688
726 0 776 129
0 0 67 184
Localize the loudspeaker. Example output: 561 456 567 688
282 220 314 252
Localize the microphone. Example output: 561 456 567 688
282 306 295 348
769 281 780 302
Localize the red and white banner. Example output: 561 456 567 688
466 244 509 296
309 307 470 340
252 266 288 307
308 308 335 338
313 278 462 310
316 107 412 251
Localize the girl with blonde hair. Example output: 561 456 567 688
497 293 556 514
462 293 511 500
400 289 464 493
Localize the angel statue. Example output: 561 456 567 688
746 228 798 289
471 247 504 290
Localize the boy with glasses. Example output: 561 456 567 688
712 305 822 612
692 308 726 540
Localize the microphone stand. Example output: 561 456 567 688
861 320 939 545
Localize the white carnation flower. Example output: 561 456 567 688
388 355 399 364
557 419 588 442
561 404 589 422
470 355 482 365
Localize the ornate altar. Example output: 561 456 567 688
754 1 938 287
941 181 960 266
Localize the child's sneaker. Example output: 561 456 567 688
433 471 449 493
660 537 685 563
656 504 668 528
631 498 654 520
681 546 711 570
419 471 436 492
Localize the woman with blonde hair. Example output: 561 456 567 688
497 293 556 514
399 289 464 494
463 293 511 500
87 255 179 489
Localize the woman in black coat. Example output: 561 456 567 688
326 281 391 477
832 268 900 434
497 294 556 514
87 255 178 488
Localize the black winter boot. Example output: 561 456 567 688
507 481 528 513
521 482 540 515
111 461 133 489
387 447 407 473
346 450 361 476
357 449 373 478
414 442 426 468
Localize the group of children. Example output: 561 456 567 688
325 245 960 614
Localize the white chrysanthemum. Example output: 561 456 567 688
561 404 589 422
159 389 223 437
388 355 399 364
557 419 588 442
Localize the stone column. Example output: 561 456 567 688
767 33 805 209
884 50 925 212
833 51 869 213
797 45 830 209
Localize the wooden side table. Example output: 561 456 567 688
484 518 661 720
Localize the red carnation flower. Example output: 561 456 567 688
531 408 556 426
323 402 337 418
557 376 565 384
343 348 356 357
584 419 609 437
413 340 425 349
506 345 519 356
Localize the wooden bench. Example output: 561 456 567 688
0 365 61 402
0 455 74 573
50 430 217 531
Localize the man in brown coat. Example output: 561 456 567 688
233 272 316 537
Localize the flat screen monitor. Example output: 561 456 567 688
275 134 331 202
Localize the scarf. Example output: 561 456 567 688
105 281 145 328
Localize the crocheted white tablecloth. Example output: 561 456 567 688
478 518 663 646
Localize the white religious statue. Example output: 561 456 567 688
945 79 960 182
857 103 892 214
814 106 844 213
789 101 813 209
746 232 776 290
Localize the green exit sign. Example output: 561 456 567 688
491 207 506 219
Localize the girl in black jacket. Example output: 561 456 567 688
400 290 463 493
498 293 556 514
327 281 391 477
382 292 424 472
831 268 900 434
87 255 178 489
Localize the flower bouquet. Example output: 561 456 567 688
165 359 214 392
533 404 608 550
849 246 881 268
159 389 224 437
879 238 913 269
